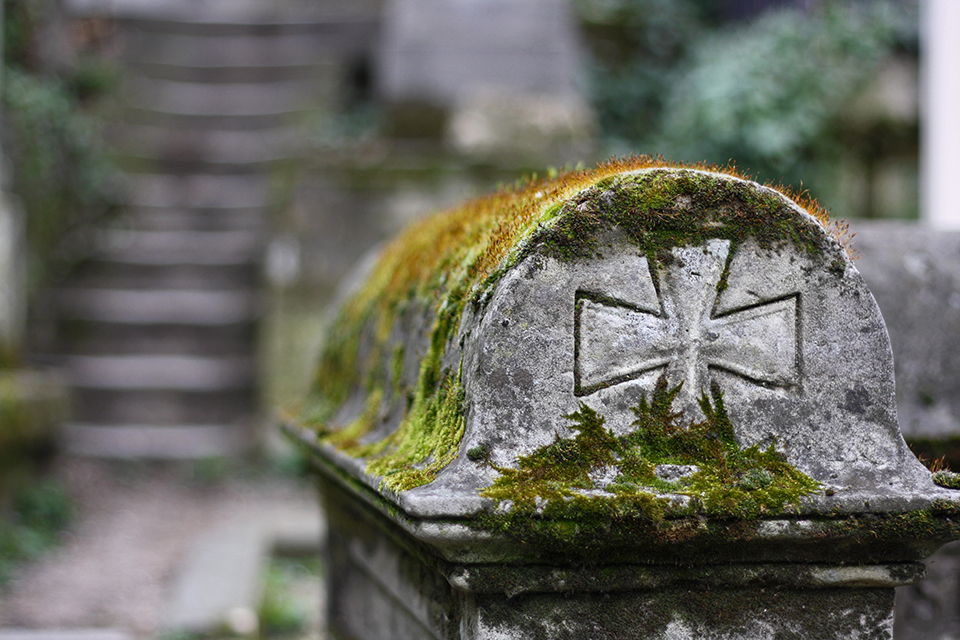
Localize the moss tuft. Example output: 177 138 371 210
473 376 821 543
933 470 960 490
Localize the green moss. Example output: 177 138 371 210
473 376 821 543
531 170 830 264
298 158 847 493
364 372 466 493
933 470 960 490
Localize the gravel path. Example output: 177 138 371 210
0 457 319 638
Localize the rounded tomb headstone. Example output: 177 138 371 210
293 160 956 534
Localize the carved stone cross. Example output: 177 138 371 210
574 239 799 417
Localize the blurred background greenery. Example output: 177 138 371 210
2 0 119 303
0 0 922 421
578 0 919 219
0 0 921 321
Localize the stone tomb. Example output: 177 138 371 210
287 162 960 639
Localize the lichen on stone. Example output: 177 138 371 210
295 157 847 494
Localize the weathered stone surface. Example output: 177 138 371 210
849 221 960 640
296 163 953 523
851 221 960 442
319 474 921 640
378 0 583 104
290 161 960 639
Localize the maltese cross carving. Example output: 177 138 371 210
574 239 799 414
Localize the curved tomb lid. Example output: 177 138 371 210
295 162 956 521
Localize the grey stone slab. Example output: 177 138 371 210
162 501 323 635
299 166 960 640
66 354 253 390
62 423 247 458
58 289 257 324
849 220 960 441
163 519 267 635
320 474 915 640
379 0 583 103
312 171 946 523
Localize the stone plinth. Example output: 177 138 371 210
286 160 960 639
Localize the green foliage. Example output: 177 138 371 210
652 1 914 187
0 479 72 585
2 67 117 290
575 0 717 142
2 0 119 294
258 558 320 637
577 0 918 211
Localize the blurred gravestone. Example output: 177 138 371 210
851 220 960 639
852 222 960 452
377 0 593 160
379 0 582 105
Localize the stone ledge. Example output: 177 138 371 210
161 503 323 636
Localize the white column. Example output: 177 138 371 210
922 0 960 228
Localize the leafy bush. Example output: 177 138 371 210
576 0 919 214
0 480 72 585
2 68 117 288
2 0 119 293
652 1 916 187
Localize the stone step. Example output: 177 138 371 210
93 229 262 266
108 123 305 171
65 354 253 391
117 205 267 232
118 173 270 211
72 387 255 426
120 77 323 119
70 259 257 290
102 0 378 35
61 320 255 358
121 107 303 132
0 631 133 640
121 28 353 70
61 423 248 458
127 58 339 85
58 289 258 325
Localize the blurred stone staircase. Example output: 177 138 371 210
58 2 377 457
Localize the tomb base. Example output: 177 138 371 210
321 475 925 640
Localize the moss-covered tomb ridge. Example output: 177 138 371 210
296 157 847 495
